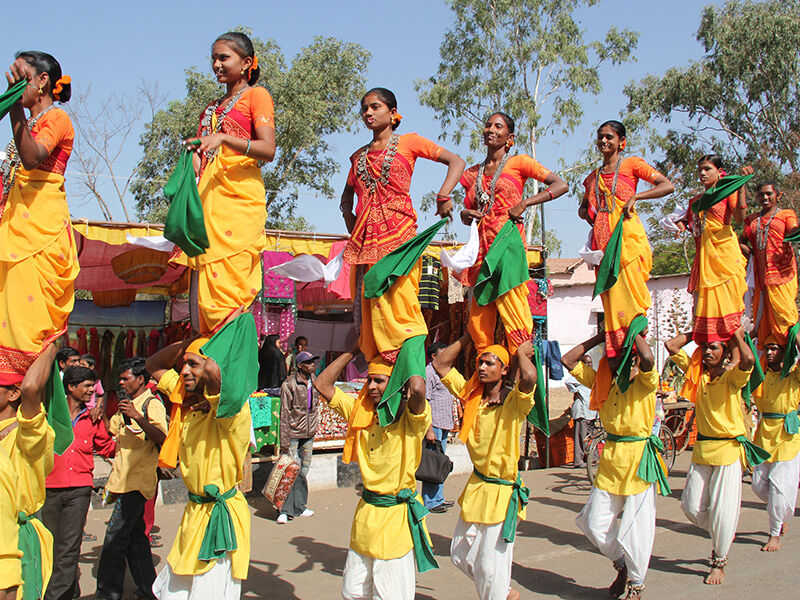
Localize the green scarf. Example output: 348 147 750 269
17 512 42 600
163 149 209 258
781 322 800 379
526 345 549 436
0 80 27 121
376 335 426 427
363 219 447 299
473 220 529 307
45 358 73 454
691 174 754 213
614 315 649 394
696 433 771 467
360 488 438 572
201 313 259 418
742 333 764 409
605 433 672 496
471 469 530 543
761 411 800 436
187 484 238 561
592 217 623 299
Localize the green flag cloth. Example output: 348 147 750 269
605 433 672 496
361 488 439 572
471 469 530 543
761 411 800 436
526 344 549 436
0 80 27 122
187 484 238 561
781 322 800 379
163 150 209 258
615 315 649 394
17 513 43 600
376 335 426 427
691 174 754 214
200 313 259 418
696 433 771 467
364 219 447 299
473 220 529 307
592 218 624 299
784 227 800 243
742 333 764 409
44 358 73 454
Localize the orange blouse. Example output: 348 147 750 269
458 154 550 287
344 133 443 265
31 107 73 175
743 209 798 286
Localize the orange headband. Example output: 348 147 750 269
52 76 71 99
481 344 510 366
185 337 210 358
368 356 393 377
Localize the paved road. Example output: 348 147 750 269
79 452 798 598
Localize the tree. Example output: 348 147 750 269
624 0 800 273
132 28 370 229
416 0 639 252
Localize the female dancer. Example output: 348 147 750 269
459 112 568 354
0 51 78 385
579 120 674 357
339 88 464 362
183 31 276 334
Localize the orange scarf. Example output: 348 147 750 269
341 356 392 464
678 348 704 404
589 356 613 411
457 345 509 443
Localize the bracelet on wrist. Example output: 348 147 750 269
436 195 451 203
546 188 554 201
244 139 251 156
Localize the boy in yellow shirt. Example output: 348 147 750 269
313 347 434 600
432 335 537 600
665 326 762 585
562 330 667 600
750 333 800 552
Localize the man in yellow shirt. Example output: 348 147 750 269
665 326 761 586
431 334 537 600
562 330 668 600
96 357 168 600
145 314 255 600
750 332 800 552
313 346 434 600
0 444 21 600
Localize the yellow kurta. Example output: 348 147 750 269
0 408 54 595
754 367 800 463
157 370 252 579
0 444 22 589
328 387 431 560
571 363 658 495
106 389 168 499
440 369 535 524
672 350 751 467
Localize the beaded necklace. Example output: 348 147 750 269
594 157 623 214
356 133 399 195
756 207 780 250
1 104 58 200
475 151 511 213
199 85 250 163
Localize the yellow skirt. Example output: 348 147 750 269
468 283 532 355
753 278 799 347
601 254 651 357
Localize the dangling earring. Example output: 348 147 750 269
620 140 627 151
505 139 514 150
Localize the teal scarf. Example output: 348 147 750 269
605 433 672 496
696 433 771 467
187 484 238 561
471 469 530 543
761 411 800 436
17 512 42 600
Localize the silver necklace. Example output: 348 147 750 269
356 133 399 194
756 208 780 250
199 85 250 163
1 104 58 199
594 157 622 214
475 152 510 213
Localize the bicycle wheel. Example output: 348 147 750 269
664 413 690 454
585 433 606 485
658 427 677 473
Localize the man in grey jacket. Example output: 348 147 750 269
278 350 319 524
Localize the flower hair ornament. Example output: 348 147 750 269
719 169 727 178
248 56 259 77
620 139 627 151
391 112 403 125
505 139 514 149
52 76 71 100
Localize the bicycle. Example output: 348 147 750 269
662 399 696 454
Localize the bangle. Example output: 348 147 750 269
546 188 554 200
244 140 251 156
436 195 451 203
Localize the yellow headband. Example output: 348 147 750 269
185 337 210 358
481 344 510 366
368 356 393 377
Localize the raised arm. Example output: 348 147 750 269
406 375 426 416
634 333 655 372
314 345 359 402
19 343 58 419
562 332 604 372
145 336 198 383
664 331 692 357
734 166 754 223
432 332 472 379
730 326 754 371
434 148 466 219
515 340 537 394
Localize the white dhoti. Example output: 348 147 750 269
152 554 241 600
681 461 742 558
341 549 415 600
752 452 800 536
575 484 656 584
450 517 514 600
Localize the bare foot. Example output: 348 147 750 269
704 567 725 585
609 566 627 598
780 523 787 536
506 589 520 600
624 590 642 600
761 535 782 551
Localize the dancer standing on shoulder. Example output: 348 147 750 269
0 51 78 386
432 335 538 600
339 87 464 363
578 121 673 357
181 31 276 334
459 112 568 354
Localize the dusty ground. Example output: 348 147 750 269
77 451 800 599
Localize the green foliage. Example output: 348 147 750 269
132 28 370 230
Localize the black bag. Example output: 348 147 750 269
415 439 453 484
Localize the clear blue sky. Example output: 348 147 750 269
3 0 723 256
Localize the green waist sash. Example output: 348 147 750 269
604 433 672 496
360 488 438 572
471 468 530 543
761 411 800 435
18 512 42 600
187 484 238 561
696 433 771 467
